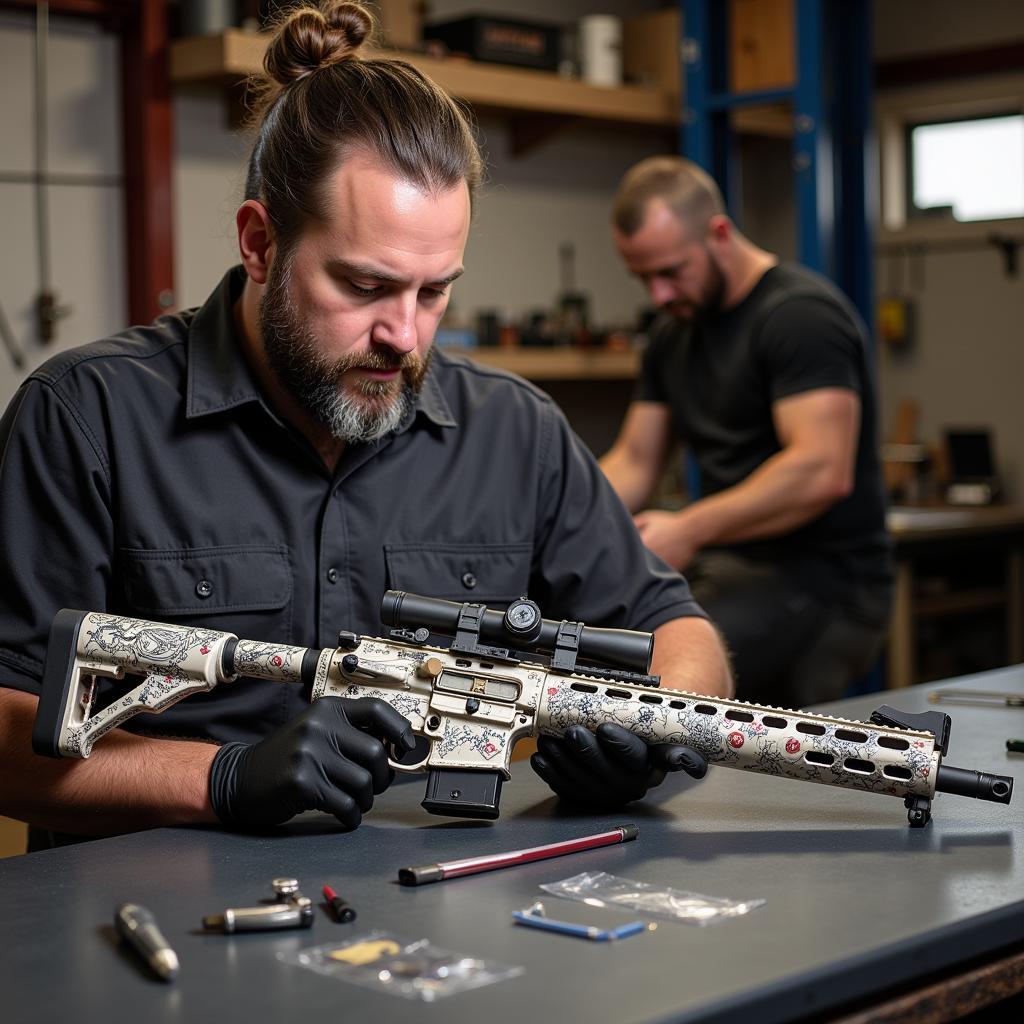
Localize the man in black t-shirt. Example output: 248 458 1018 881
601 156 892 708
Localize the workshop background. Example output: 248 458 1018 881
1 0 1023 854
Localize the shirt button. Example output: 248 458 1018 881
461 571 477 589
195 579 213 599
327 567 339 584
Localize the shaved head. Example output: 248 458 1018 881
612 156 725 238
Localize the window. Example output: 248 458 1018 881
907 113 1024 222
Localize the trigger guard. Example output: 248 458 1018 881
388 743 429 773
388 754 429 773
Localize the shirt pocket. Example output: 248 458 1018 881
384 542 532 606
116 544 293 642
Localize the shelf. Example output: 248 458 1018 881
439 347 640 381
913 588 1009 619
888 505 1024 543
169 30 678 128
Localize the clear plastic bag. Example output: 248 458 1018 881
278 931 523 1001
540 871 765 925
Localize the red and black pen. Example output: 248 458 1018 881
397 824 639 886
322 884 356 923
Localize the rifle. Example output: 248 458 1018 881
32 591 1013 827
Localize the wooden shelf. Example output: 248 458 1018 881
169 30 678 128
440 347 640 381
169 31 795 143
914 588 1008 619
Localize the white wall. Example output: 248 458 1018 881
871 2 1024 498
172 88 250 308
876 248 1024 498
0 12 125 409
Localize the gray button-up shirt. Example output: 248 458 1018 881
0 267 703 744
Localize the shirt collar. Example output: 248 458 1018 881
410 360 458 430
186 266 263 419
186 265 458 432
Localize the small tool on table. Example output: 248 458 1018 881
202 878 314 933
323 883 356 923
115 903 179 981
928 689 1024 708
398 825 639 886
512 901 648 942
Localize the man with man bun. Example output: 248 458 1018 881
601 156 892 708
0 4 729 847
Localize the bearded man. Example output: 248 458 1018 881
0 4 729 849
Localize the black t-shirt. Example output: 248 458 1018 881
0 267 703 746
636 263 891 600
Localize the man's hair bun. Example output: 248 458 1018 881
264 2 374 85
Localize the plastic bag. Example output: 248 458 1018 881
540 871 765 925
278 931 523 1001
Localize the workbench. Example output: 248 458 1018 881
886 505 1024 688
2 670 1023 1023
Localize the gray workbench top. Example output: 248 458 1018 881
2 669 1022 1024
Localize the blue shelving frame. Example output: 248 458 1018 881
680 0 875 329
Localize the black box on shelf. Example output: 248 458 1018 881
424 16 561 72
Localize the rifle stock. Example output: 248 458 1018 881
31 594 1013 828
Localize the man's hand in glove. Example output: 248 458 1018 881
530 723 707 809
208 696 416 830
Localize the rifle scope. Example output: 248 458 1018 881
380 590 654 674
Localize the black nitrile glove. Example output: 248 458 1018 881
530 722 707 809
209 696 416 830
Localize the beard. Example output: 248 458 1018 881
258 260 432 444
666 249 727 322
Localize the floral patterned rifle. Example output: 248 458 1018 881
32 590 1013 827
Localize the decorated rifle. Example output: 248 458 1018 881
32 591 1013 827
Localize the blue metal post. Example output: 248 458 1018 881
793 0 833 277
681 0 713 169
681 0 738 212
832 0 876 331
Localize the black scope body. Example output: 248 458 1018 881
380 590 654 674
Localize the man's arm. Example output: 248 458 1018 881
635 387 860 569
0 683 416 836
0 687 217 836
599 401 674 513
651 615 733 698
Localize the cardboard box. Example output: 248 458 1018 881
424 15 561 72
730 0 794 93
623 9 681 94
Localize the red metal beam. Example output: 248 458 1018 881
121 0 174 325
1 0 174 326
